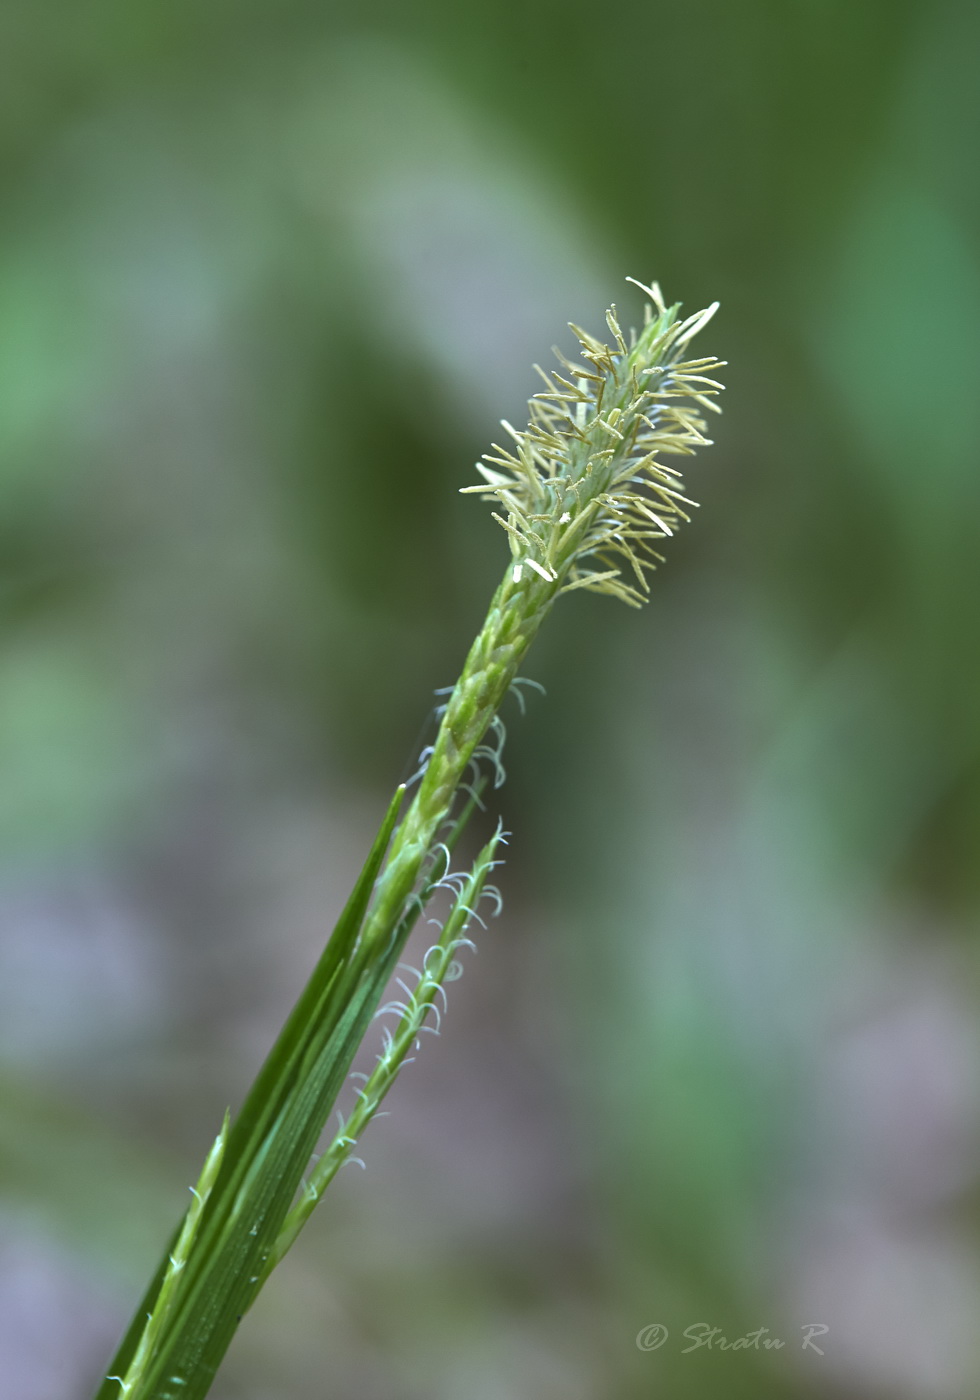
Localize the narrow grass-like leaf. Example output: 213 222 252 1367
96 785 407 1400
126 944 416 1399
106 1118 229 1398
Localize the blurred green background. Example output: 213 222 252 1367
2 2 980 1397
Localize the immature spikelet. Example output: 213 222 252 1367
462 278 724 606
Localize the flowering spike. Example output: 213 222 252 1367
461 280 724 602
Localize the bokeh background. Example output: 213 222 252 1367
2 2 980 1397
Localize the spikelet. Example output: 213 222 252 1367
461 278 724 606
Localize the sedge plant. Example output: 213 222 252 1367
95 278 724 1400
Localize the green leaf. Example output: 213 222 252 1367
95 784 406 1400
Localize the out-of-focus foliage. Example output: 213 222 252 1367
1 3 979 1398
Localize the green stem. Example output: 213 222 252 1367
359 565 556 955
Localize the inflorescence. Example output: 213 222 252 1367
462 278 725 607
